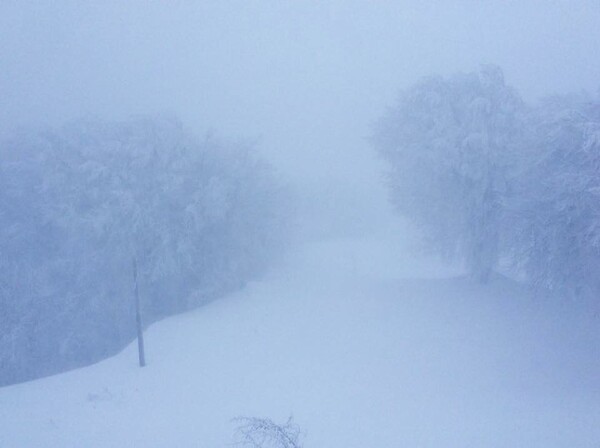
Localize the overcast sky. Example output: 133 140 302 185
2 1 599 192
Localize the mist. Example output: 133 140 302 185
1 2 600 447
3 2 599 210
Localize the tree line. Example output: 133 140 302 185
373 65 600 303
0 116 288 386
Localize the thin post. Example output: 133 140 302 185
133 256 146 367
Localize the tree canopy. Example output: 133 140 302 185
373 66 524 282
0 116 289 386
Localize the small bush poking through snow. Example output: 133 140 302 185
233 416 303 448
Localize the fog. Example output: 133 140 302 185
3 1 599 192
1 2 600 446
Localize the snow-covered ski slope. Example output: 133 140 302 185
1 229 599 447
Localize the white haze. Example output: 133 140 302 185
2 1 600 232
1 2 600 447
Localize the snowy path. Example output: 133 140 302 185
1 234 599 447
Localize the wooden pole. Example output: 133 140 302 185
133 256 146 367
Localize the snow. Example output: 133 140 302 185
1 226 599 447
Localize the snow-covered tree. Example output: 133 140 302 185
373 66 525 282
0 116 289 386
507 94 600 300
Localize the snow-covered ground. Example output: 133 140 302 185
1 228 599 447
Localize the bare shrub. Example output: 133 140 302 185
232 416 302 448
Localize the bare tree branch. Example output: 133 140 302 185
232 416 302 448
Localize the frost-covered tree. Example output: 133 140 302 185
373 66 524 282
507 94 600 300
0 116 288 386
